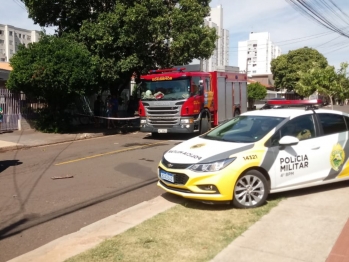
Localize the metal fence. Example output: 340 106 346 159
0 88 21 131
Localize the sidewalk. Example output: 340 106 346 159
1 128 349 262
0 125 138 152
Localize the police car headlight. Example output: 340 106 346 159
189 158 236 172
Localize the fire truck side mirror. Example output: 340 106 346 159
199 80 204 95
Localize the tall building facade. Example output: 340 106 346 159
238 32 281 76
0 24 41 62
202 5 230 72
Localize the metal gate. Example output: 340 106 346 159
0 88 20 131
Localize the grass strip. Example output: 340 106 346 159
66 198 281 262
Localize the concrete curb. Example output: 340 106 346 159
8 195 177 262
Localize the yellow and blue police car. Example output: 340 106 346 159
157 100 349 208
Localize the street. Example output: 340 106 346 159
0 132 193 262
1 105 349 262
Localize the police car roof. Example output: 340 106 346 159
242 108 345 118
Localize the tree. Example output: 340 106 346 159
21 0 116 35
21 0 217 92
77 0 217 87
247 82 267 110
6 34 99 132
271 47 328 91
296 65 341 110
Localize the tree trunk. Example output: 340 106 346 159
329 95 334 110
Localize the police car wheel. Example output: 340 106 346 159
232 170 269 208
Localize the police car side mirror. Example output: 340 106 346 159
279 136 299 146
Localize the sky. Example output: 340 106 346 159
1 0 349 70
209 0 349 69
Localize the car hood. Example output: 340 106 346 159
163 136 255 164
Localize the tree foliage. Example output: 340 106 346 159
271 47 328 91
7 34 98 132
78 0 217 85
21 0 115 34
296 63 349 109
247 82 267 109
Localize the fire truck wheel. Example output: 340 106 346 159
200 116 210 134
234 109 240 117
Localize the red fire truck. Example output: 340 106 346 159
138 66 247 136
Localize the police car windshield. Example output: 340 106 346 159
140 79 190 101
203 115 285 143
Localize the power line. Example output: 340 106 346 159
228 27 349 50
323 43 349 55
285 0 349 38
12 0 27 11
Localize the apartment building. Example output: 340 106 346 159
202 5 230 72
0 24 41 62
238 32 281 77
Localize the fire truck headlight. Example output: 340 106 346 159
140 119 147 124
181 118 193 124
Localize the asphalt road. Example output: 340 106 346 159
0 132 194 262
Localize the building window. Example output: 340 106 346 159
0 30 3 35
253 44 257 47
252 70 256 73
0 58 5 62
23 34 25 39
19 33 21 38
253 64 257 67
0 40 4 44
9 31 13 36
10 49 13 54
27 35 31 41
9 40 13 45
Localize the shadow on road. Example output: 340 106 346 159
0 160 23 173
0 177 158 240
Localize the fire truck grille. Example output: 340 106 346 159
146 106 180 127
147 107 179 114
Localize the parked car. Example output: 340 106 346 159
157 100 349 208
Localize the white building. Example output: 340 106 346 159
201 5 230 72
0 24 41 62
238 32 281 77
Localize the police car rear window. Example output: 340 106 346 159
318 113 347 135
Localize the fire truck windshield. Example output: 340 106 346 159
140 78 190 101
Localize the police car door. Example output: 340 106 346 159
270 114 327 189
316 113 349 181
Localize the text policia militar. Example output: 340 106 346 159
280 154 309 172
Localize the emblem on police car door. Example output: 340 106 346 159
330 143 345 171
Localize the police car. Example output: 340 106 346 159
158 100 349 208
